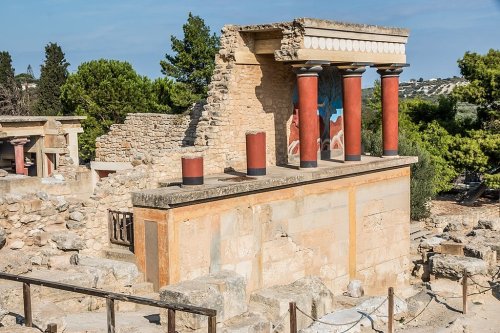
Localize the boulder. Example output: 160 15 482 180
0 169 7 177
69 211 85 222
0 227 6 249
51 232 85 250
160 271 246 330
430 254 488 279
346 280 364 298
250 277 334 333
475 218 500 231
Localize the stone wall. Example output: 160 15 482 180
133 167 412 296
95 106 202 163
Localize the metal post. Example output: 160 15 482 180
208 315 216 333
23 282 32 327
388 287 394 333
289 302 297 333
462 269 468 315
106 298 115 333
168 309 176 333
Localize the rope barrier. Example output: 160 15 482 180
271 310 289 333
294 296 388 332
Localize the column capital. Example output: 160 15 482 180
292 64 323 77
376 67 404 77
339 67 366 77
9 137 30 146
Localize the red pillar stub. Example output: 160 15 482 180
246 131 266 176
10 137 30 175
341 68 365 161
295 65 322 169
378 68 403 157
181 155 204 185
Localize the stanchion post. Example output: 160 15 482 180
388 287 394 333
462 269 468 315
208 315 216 333
23 282 32 327
289 302 297 333
106 298 115 333
168 309 176 333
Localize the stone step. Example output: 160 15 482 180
102 247 136 264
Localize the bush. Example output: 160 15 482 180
362 129 435 220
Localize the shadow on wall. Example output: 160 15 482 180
181 102 204 147
255 58 295 166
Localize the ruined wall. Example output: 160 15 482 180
134 167 412 296
95 108 202 163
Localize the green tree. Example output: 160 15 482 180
453 49 500 131
0 51 18 114
61 59 167 161
0 51 15 88
160 13 219 104
36 43 69 116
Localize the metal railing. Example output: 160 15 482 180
0 272 217 333
108 210 134 248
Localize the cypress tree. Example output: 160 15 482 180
36 43 69 115
0 51 15 90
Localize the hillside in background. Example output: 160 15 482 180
362 76 477 120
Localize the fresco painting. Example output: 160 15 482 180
288 67 344 159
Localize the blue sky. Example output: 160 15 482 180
1 0 499 87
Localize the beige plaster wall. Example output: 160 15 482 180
134 167 411 296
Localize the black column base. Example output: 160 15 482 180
182 176 204 185
383 150 398 156
247 168 266 176
300 160 318 168
345 154 361 161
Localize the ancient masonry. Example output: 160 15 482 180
0 17 442 332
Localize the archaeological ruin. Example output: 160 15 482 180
3 17 497 333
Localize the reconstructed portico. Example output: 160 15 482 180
235 18 409 165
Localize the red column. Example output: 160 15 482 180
378 68 403 156
295 65 322 168
181 156 204 185
246 131 266 176
341 68 365 161
10 137 30 175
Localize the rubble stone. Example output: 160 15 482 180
430 254 488 279
476 218 500 231
0 227 6 249
0 169 7 177
346 280 364 298
51 232 85 250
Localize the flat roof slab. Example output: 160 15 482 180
132 156 417 209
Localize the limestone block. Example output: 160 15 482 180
9 239 25 250
76 256 141 286
20 214 41 224
464 244 497 267
160 271 246 330
51 232 85 250
430 254 488 279
249 277 334 332
436 241 464 256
